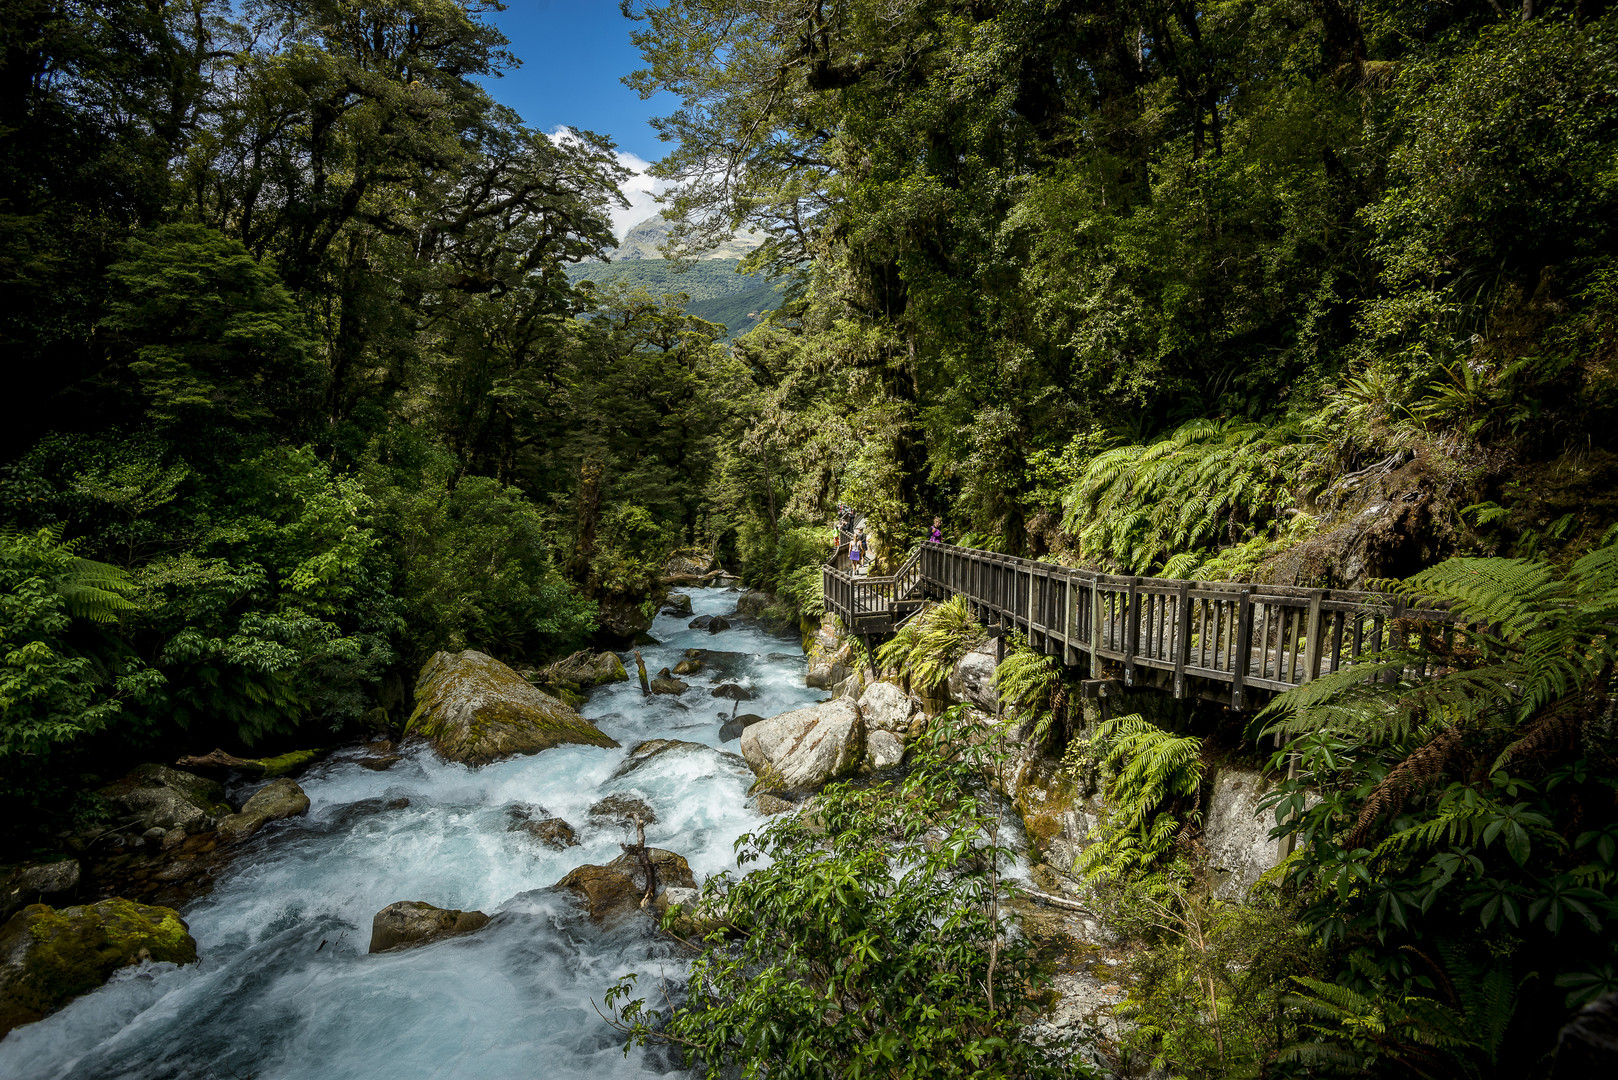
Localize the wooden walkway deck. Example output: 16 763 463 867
823 541 1448 709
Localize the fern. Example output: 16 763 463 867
1075 714 1205 882
1060 419 1317 575
1 527 136 624
875 595 985 692
991 639 1064 745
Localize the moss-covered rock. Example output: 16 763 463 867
0 899 197 1036
407 650 619 766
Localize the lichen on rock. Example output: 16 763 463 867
407 649 619 766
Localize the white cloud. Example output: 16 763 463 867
551 126 666 241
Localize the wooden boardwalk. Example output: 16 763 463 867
823 541 1448 709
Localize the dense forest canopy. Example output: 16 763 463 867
4 0 1618 1074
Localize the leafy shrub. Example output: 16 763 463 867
1070 715 1204 883
605 706 1075 1079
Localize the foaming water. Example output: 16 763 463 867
1 589 823 1080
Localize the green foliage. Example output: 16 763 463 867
101 224 320 433
605 706 1075 1079
1062 420 1317 575
1256 542 1618 1067
1 528 160 775
876 595 985 693
991 637 1065 748
1071 715 1205 883
1115 886 1320 1080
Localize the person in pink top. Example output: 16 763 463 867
928 516 942 543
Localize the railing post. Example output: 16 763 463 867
1123 577 1141 687
1089 578 1104 678
1302 590 1325 684
1174 580 1192 699
1231 588 1254 710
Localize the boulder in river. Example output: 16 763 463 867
648 669 689 695
740 699 865 794
671 657 702 676
948 644 1001 714
611 739 709 779
368 901 491 953
719 712 768 743
588 794 658 828
553 849 696 925
687 615 714 630
596 593 655 642
216 777 311 841
99 764 230 835
407 649 619 766
0 899 197 1036
705 616 731 633
661 593 694 616
804 628 854 690
511 818 578 849
857 682 920 771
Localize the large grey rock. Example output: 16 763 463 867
0 861 80 922
368 901 490 953
216 778 311 841
1203 768 1283 900
99 764 229 835
864 730 905 770
948 645 1001 713
732 589 775 619
0 899 197 1037
662 592 694 616
858 682 918 733
740 700 865 794
407 650 619 766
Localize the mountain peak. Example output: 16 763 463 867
609 215 763 261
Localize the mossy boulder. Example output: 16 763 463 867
553 849 697 925
368 901 490 953
407 650 619 766
99 764 231 835
0 899 197 1036
0 861 80 923
216 778 311 841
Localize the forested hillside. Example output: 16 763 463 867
564 257 784 337
3 0 1618 1075
0 1 759 834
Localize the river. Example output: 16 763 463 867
1 588 823 1080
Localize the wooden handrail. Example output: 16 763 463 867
822 540 1453 707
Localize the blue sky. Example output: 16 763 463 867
483 2 675 236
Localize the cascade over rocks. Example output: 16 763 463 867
611 739 714 779
216 778 311 841
740 699 865 794
368 901 490 953
0 899 197 1036
408 650 619 766
553 849 696 925
687 614 731 633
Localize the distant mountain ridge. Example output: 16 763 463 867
599 214 764 262
564 257 783 339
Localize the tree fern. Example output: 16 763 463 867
1061 419 1316 575
992 639 1064 746
1 527 136 623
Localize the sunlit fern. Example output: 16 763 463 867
875 595 985 692
1060 419 1315 575
992 640 1064 746
2 526 136 624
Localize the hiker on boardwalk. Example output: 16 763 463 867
929 516 942 544
849 534 863 574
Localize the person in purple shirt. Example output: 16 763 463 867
929 516 942 543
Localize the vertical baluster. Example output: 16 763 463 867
1174 581 1192 698
1231 589 1254 708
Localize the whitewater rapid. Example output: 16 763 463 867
1 588 823 1080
